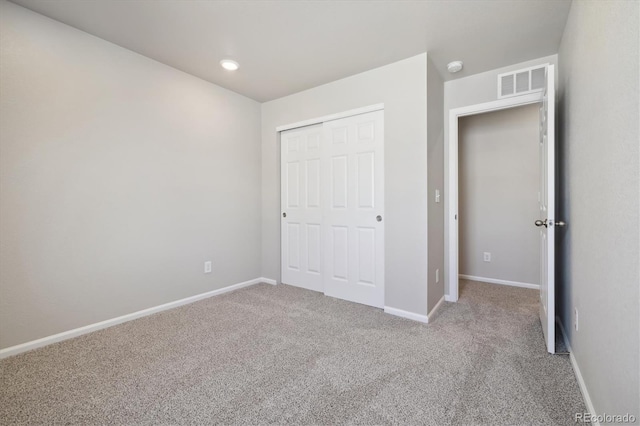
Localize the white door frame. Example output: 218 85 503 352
445 93 543 302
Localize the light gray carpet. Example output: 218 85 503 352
0 280 585 425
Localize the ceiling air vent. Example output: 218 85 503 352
498 65 547 99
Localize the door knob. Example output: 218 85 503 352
282 212 286 218
534 219 547 228
376 215 382 222
555 220 566 227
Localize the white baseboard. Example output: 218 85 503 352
0 277 270 359
260 277 278 285
427 296 446 322
459 274 540 290
557 317 599 426
384 296 446 324
384 306 429 324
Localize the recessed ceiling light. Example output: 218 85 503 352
220 59 239 71
447 61 463 73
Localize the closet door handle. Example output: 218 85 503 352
282 212 287 218
376 215 382 222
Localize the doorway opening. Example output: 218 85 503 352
446 63 556 354
446 92 543 302
457 104 541 292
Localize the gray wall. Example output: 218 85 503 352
557 0 639 418
0 1 262 349
427 56 445 312
444 54 557 296
261 54 429 316
458 105 540 285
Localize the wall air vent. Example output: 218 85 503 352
498 65 547 99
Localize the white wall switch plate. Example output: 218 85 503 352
483 252 491 262
435 189 441 203
436 268 440 283
204 261 212 274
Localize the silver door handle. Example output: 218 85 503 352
376 215 382 222
535 219 547 228
555 220 566 227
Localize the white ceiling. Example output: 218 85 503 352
10 0 572 102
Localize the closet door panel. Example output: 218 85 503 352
322 110 384 308
281 124 323 292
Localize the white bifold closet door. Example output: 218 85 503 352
281 110 384 308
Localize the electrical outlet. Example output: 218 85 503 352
436 268 440 283
204 261 212 274
574 308 579 331
483 252 491 262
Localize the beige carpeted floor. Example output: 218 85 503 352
0 280 585 425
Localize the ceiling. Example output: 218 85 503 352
10 0 572 102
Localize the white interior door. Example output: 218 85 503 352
281 124 323 292
322 111 385 308
537 64 555 354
